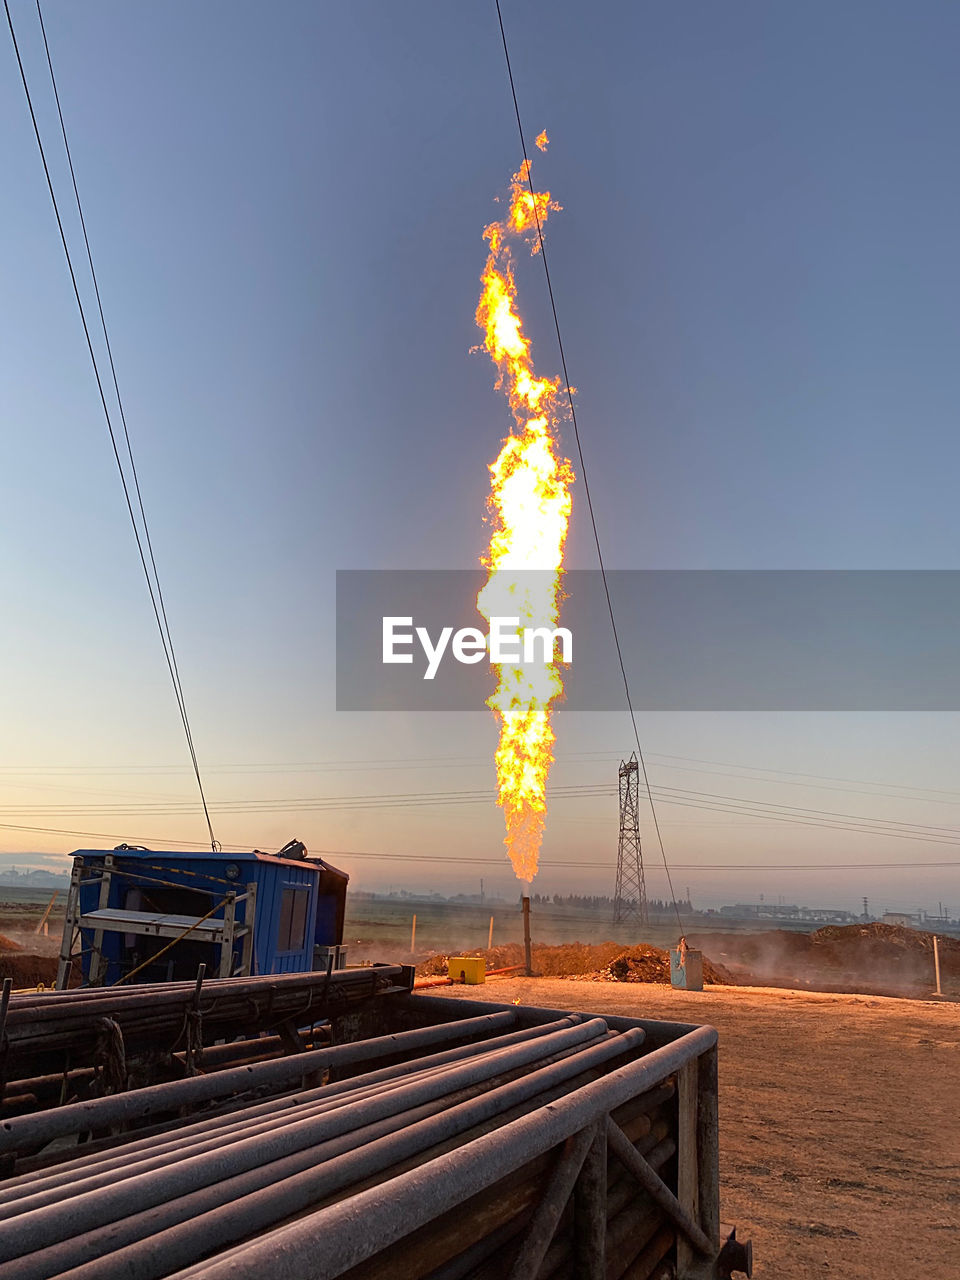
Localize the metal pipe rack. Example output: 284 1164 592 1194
0 964 415 1099
0 993 749 1280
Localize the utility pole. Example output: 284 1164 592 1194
613 753 648 926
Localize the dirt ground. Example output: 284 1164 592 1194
432 978 960 1280
0 920 62 988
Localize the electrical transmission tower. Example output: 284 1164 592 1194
613 752 648 925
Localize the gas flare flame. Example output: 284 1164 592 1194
476 145 574 884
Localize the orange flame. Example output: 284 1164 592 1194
476 148 574 885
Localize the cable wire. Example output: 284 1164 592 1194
494 0 682 930
35 0 213 846
4 0 217 850
1 815 957 871
7 780 960 843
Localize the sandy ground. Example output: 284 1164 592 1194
431 978 960 1280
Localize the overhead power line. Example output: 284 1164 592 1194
495 0 679 930
6 776 960 858
3 750 960 810
4 776 960 839
4 1 217 850
12 748 960 812
1 816 957 874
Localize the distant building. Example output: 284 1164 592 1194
0 867 69 888
797 907 859 924
882 911 918 927
717 902 857 924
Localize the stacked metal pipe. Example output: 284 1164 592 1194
165 1021 718 1280
0 963 413 1085
0 1004 694 1280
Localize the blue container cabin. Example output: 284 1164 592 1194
56 844 348 988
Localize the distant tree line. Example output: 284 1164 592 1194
516 892 693 914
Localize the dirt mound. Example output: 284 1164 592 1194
602 943 732 985
811 921 958 953
418 940 732 985
688 923 960 998
0 953 58 988
418 941 629 978
0 933 21 951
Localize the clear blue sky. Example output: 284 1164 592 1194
2 1 959 913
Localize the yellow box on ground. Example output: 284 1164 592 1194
448 956 486 984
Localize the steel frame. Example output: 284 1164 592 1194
57 856 258 988
174 1022 721 1280
0 993 738 1280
